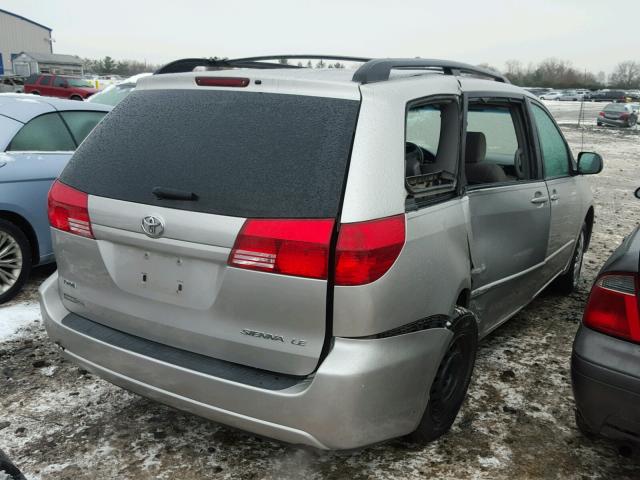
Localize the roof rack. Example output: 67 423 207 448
154 55 510 85
154 55 371 75
351 58 510 84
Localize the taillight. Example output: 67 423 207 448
195 77 249 87
335 214 405 286
228 219 334 279
620 113 630 120
583 273 640 343
48 180 94 238
598 111 605 117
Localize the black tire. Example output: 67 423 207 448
0 219 32 304
31 91 40 95
597 121 603 126
553 223 586 295
410 309 478 443
628 116 637 128
70 95 83 101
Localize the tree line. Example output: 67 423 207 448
82 55 640 89
484 58 640 89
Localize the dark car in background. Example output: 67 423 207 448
572 188 640 446
23 74 98 100
597 103 638 128
588 90 629 103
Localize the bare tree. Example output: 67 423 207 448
609 61 640 89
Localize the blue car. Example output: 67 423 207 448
0 94 110 303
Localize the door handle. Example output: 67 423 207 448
530 196 548 204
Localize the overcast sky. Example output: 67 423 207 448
3 0 638 74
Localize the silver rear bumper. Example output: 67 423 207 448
40 272 451 449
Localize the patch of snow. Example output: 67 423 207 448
0 302 41 341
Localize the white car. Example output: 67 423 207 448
540 91 563 100
559 91 584 101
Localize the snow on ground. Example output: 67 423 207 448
0 303 41 342
0 102 639 479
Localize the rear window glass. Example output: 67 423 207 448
61 89 360 218
604 104 627 112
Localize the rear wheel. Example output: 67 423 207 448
553 223 586 295
410 310 478 443
31 91 40 95
0 219 32 304
628 116 637 128
70 95 83 101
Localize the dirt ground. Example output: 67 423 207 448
1 101 639 479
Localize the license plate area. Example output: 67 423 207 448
99 241 223 309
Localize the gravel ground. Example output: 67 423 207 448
1 101 639 479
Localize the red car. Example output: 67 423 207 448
23 74 97 100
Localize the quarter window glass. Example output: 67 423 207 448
60 111 106 144
54 76 67 87
39 76 52 86
531 104 570 178
7 113 75 151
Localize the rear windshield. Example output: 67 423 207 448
604 104 628 112
61 89 360 218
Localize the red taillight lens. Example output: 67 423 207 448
335 214 405 286
228 219 334 279
598 111 605 117
47 180 94 238
195 77 250 87
620 113 630 120
583 273 640 343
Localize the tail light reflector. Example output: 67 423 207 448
598 111 605 117
335 214 405 286
583 273 640 343
195 77 250 87
48 180 94 238
228 219 334 279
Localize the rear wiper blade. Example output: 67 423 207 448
152 186 198 201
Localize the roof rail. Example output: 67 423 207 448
155 55 371 75
352 58 510 84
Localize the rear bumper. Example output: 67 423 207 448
598 117 631 127
40 272 451 450
571 326 640 443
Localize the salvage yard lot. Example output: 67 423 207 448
1 101 639 479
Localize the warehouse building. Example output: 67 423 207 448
12 51 83 76
0 8 75 76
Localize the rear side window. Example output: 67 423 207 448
7 113 75 151
61 90 360 218
59 111 106 145
39 76 52 86
54 77 67 87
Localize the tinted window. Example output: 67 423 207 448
531 104 570 178
59 111 106 144
61 90 360 218
39 76 52 86
8 113 75 151
54 76 67 87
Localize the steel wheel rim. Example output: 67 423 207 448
0 231 22 293
573 231 585 288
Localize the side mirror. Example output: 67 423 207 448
635 187 640 200
577 152 603 175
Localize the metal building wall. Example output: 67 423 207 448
0 11 52 74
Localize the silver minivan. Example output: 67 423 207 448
40 56 602 449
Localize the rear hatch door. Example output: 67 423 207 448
56 84 360 376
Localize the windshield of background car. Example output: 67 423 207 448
88 84 135 106
61 89 360 218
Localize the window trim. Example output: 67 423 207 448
462 94 541 192
5 112 77 153
527 99 576 180
404 94 462 212
58 110 107 146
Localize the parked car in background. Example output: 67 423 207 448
540 91 564 100
559 91 584 101
40 56 602 450
88 73 152 106
572 187 640 446
23 74 98 100
597 103 638 128
0 94 110 303
0 76 24 94
589 90 628 103
524 87 552 97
